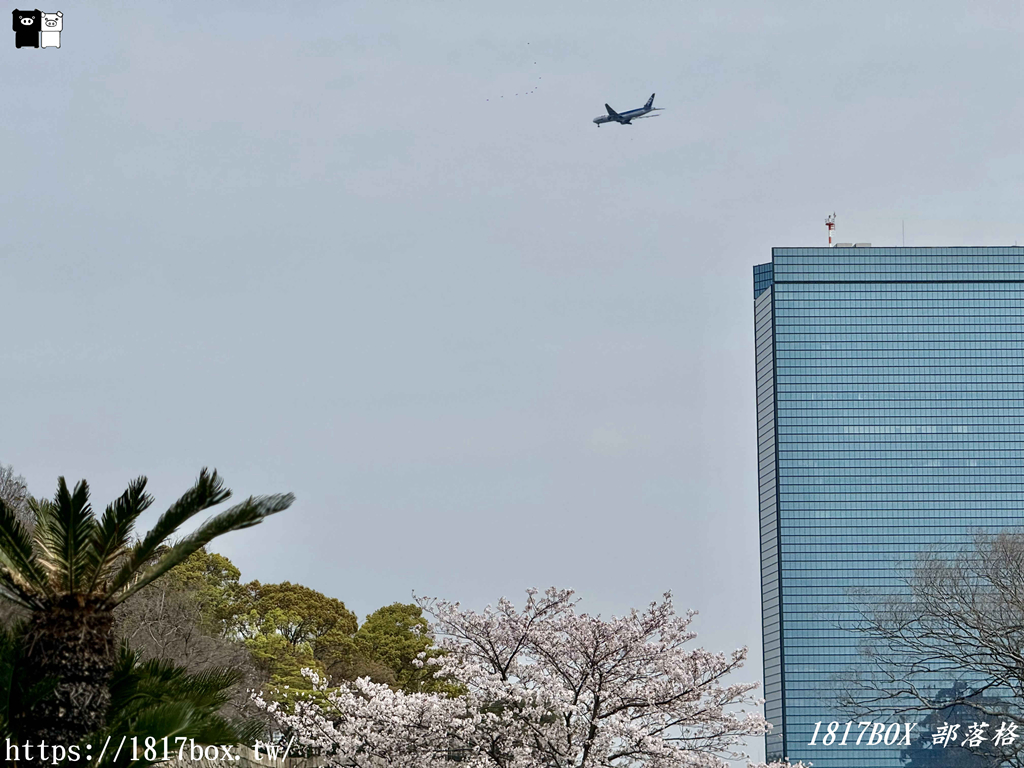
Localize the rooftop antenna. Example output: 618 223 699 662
825 213 836 247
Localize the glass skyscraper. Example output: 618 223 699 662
754 247 1024 767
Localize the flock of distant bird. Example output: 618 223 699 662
483 44 659 133
486 42 541 101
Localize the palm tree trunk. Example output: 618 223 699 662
17 597 116 746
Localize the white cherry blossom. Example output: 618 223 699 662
254 587 805 768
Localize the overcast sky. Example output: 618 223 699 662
1 1 1021 758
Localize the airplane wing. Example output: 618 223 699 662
633 113 661 119
605 104 621 118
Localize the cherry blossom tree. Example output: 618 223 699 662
255 588 804 768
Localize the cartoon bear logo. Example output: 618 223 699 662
12 9 41 49
40 11 61 48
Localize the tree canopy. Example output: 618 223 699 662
135 550 452 700
258 587 806 768
845 533 1024 768
0 468 293 747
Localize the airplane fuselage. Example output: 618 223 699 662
593 107 650 125
593 94 662 126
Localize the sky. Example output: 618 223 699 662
1 1 1021 758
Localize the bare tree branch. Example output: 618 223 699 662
841 533 1024 767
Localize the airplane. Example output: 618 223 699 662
593 94 662 126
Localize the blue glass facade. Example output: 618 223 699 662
754 247 1024 767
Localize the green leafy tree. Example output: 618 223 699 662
164 547 247 636
244 609 322 688
242 581 358 645
0 469 293 746
239 581 359 694
354 603 454 693
239 590 457 697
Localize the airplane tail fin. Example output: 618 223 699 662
605 104 620 118
645 93 655 109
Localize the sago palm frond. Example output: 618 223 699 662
90 640 264 768
92 705 262 768
83 477 154 594
0 573 37 612
0 468 292 613
0 500 49 609
125 663 239 713
109 642 241 712
92 701 211 768
116 492 294 605
109 468 232 595
0 470 290 748
33 478 96 593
